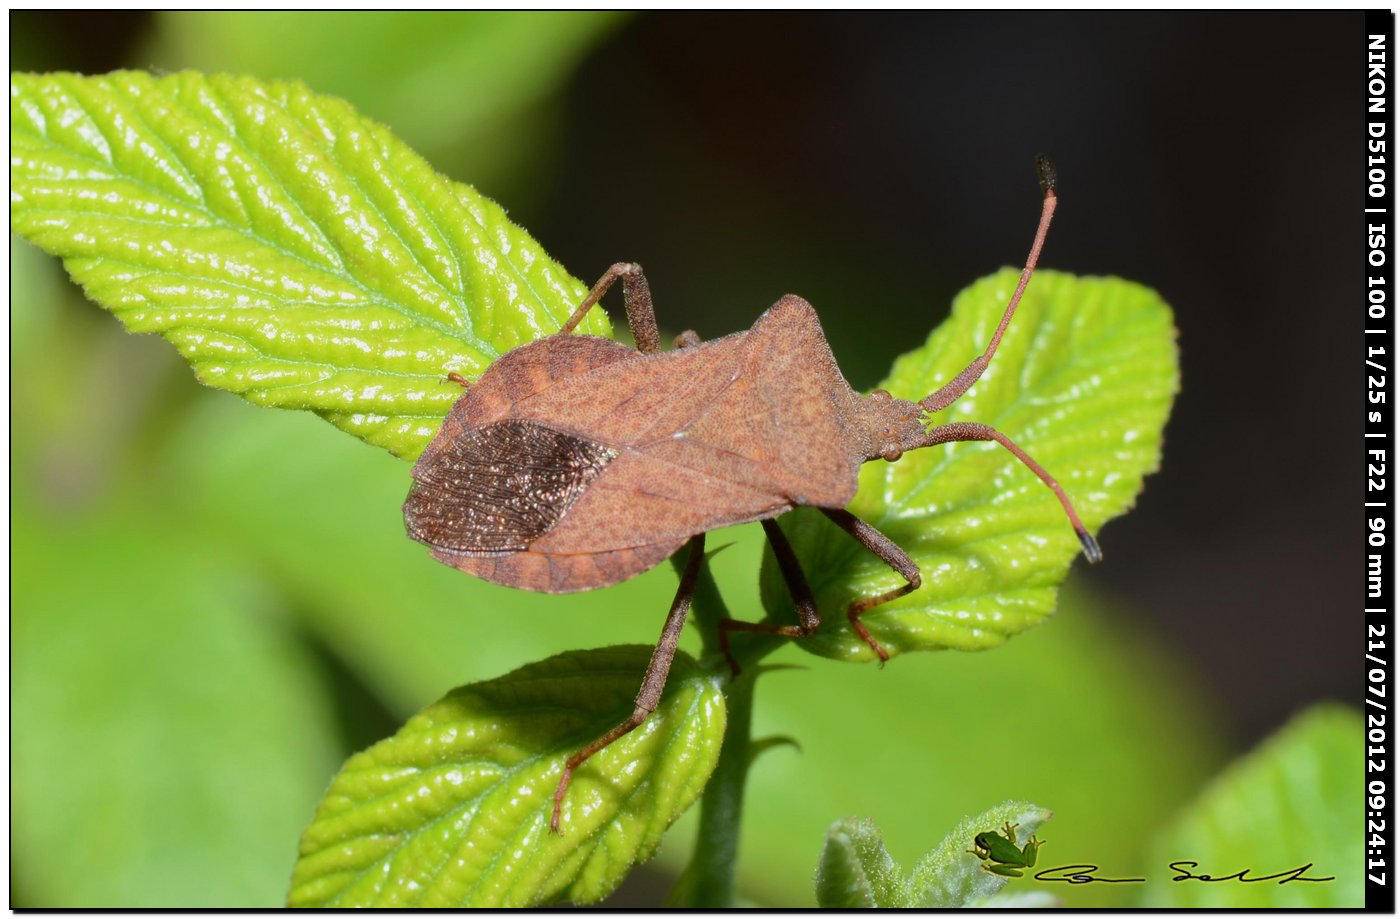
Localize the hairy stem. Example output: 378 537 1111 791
667 544 794 907
668 551 771 907
670 668 756 907
684 552 729 660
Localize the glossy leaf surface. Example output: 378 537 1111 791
10 70 608 460
763 270 1177 660
289 646 725 907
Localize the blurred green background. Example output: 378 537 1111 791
11 11 1362 908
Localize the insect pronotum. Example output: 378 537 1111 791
404 156 1098 831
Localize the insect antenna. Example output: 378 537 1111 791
920 155 1058 415
918 421 1102 563
915 157 1100 563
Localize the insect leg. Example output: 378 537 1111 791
920 156 1057 414
673 329 703 350
550 533 705 832
819 508 923 663
920 421 1101 562
558 262 663 354
446 371 471 388
716 519 821 675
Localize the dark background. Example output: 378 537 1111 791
12 10 1364 903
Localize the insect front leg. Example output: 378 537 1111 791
717 519 821 675
550 533 705 832
558 262 663 354
819 508 922 663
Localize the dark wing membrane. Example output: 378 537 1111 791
404 419 618 555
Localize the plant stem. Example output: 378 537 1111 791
668 547 784 907
670 668 756 908
684 551 729 660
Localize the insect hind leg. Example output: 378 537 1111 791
550 533 705 832
717 519 821 675
820 508 922 663
559 262 663 354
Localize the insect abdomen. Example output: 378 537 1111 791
404 419 618 555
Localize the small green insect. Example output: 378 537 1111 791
968 822 1044 878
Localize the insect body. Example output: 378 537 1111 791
969 822 1044 878
405 157 1097 831
407 295 889 592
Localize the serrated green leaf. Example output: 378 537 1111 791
815 803 1054 909
1139 705 1362 908
10 70 609 460
762 270 1177 661
289 646 725 907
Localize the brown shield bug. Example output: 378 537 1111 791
404 156 1098 831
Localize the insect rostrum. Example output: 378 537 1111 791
404 156 1097 832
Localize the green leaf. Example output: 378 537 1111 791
816 818 907 908
1139 705 1363 908
762 270 1177 660
815 803 1055 908
908 800 1052 907
10 70 608 461
289 646 726 907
